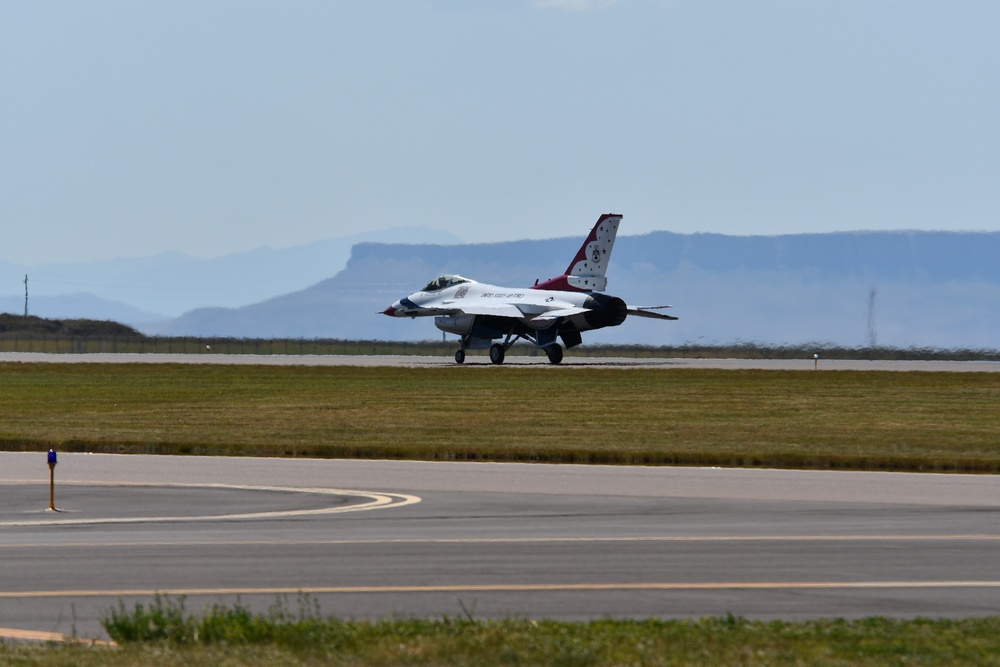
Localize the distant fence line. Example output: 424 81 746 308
0 337 454 356
1 336 999 361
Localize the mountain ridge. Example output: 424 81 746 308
5 228 998 349
1 226 463 319
142 229 1000 349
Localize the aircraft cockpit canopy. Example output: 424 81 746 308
422 274 470 292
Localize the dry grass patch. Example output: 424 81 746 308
1 364 999 470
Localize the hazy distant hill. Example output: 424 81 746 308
0 293 164 325
0 227 463 321
144 230 1000 350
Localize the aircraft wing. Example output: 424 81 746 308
627 306 679 321
414 300 524 319
384 299 525 319
533 304 679 324
450 304 528 319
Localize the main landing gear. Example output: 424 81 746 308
452 338 564 365
545 344 563 365
489 343 506 365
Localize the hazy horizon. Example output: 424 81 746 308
2 227 997 351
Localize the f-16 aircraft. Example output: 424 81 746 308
382 214 677 364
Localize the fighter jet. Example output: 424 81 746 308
382 214 677 364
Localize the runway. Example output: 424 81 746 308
3 350 1000 371
3 453 1000 642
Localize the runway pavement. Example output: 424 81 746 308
3 452 1000 642
3 350 1000 371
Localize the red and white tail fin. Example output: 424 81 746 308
533 213 621 292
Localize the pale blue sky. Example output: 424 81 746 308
3 0 998 264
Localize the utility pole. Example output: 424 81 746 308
867 285 877 348
23 274 28 317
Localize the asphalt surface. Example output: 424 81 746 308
3 453 1000 642
3 350 1000 371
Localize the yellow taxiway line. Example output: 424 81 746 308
0 480 421 526
3 533 1000 550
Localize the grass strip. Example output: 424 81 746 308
2 364 1000 472
4 595 1000 666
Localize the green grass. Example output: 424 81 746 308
5 596 1000 665
1 363 1000 471
4 366 1000 665
90 597 1000 665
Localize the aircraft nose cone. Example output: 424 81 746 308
381 306 397 316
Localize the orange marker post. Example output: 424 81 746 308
47 449 57 511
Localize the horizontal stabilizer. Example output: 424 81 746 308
627 306 678 321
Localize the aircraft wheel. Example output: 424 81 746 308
489 343 506 365
455 349 465 364
546 344 564 365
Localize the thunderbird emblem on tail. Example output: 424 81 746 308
382 214 677 364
